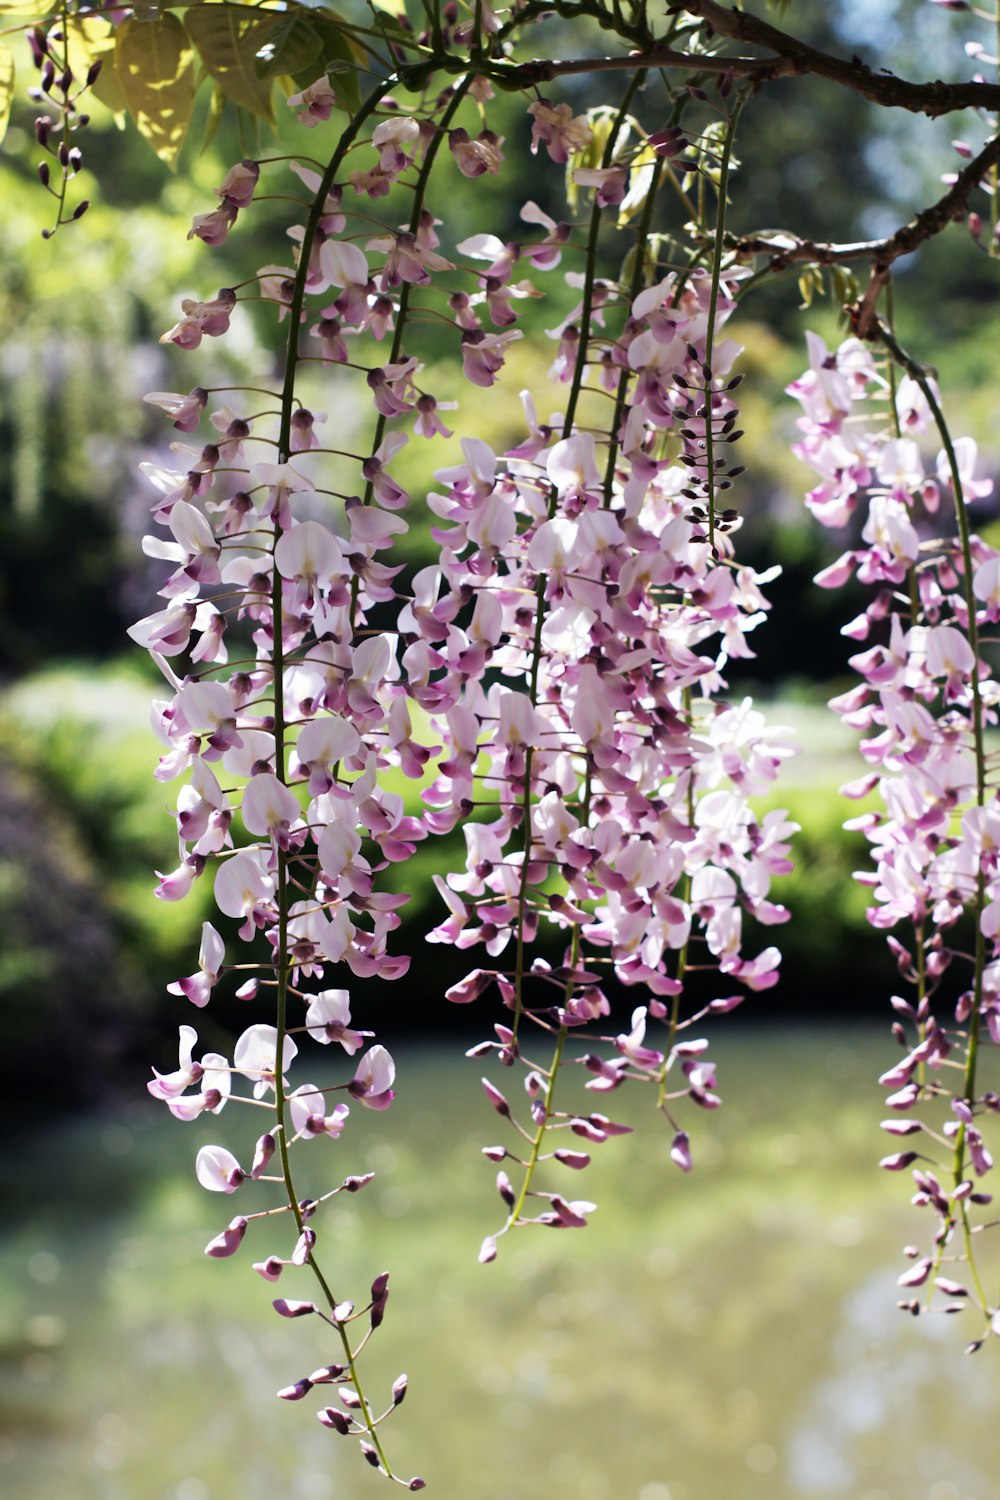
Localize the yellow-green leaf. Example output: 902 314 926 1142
0 43 13 147
184 4 275 123
117 13 196 170
66 14 127 114
368 0 407 13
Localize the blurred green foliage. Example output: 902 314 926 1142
1 0 998 1091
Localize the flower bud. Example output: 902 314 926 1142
481 1077 509 1114
317 1407 351 1433
277 1379 313 1401
204 1216 248 1258
391 1373 408 1406
253 1257 283 1281
251 1132 275 1179
272 1299 316 1318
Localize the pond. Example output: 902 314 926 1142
3 1028 998 1500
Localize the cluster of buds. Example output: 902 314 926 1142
26 23 97 235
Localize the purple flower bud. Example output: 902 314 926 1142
478 1235 498 1264
253 1257 283 1281
391 1373 408 1406
251 1132 275 1179
277 1379 313 1400
309 1364 345 1384
408 1479 426 1491
671 1132 693 1171
37 161 50 188
880 1152 918 1171
34 115 51 147
360 1442 380 1468
447 969 492 1005
343 1173 374 1193
339 1388 362 1409
936 1277 969 1297
332 1300 354 1322
370 1271 390 1304
204 1216 248 1258
272 1299 316 1318
291 1228 316 1266
482 1077 509 1115
897 1258 932 1288
318 1407 351 1434
554 1150 591 1170
86 59 103 86
496 1171 515 1206
482 1145 507 1162
72 200 90 221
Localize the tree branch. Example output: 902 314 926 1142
498 2 1000 118
672 0 1000 116
730 132 1000 288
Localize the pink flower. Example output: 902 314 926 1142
348 1045 396 1109
195 1144 245 1193
288 76 337 126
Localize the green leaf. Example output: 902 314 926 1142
368 0 407 13
116 13 196 170
184 4 275 123
254 10 321 80
66 15 127 114
292 8 367 114
198 81 227 155
0 44 13 147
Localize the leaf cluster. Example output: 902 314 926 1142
0 1 399 163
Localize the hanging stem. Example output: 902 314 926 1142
873 320 991 1322
271 80 399 1479
705 92 746 548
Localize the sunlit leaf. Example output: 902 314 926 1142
116 13 196 170
184 4 275 123
66 14 127 114
254 10 321 80
0 44 13 147
367 0 407 13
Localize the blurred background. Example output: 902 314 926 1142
3 2 1000 1497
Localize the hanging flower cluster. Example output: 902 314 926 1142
429 261 798 1262
125 24 796 1482
789 327 1000 1345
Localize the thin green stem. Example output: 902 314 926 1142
704 93 746 547
270 79 398 1480
511 72 642 1038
